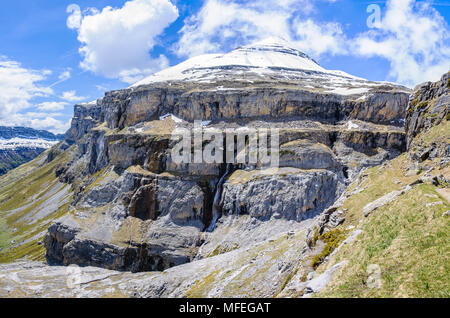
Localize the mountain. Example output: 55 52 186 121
0 126 64 175
0 39 447 298
134 37 356 85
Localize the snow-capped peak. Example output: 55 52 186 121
131 37 337 87
0 137 58 150
0 126 62 151
131 37 375 88
243 36 291 48
238 36 319 64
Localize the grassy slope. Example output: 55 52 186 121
312 119 450 297
0 217 9 250
0 147 73 263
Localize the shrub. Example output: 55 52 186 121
311 228 347 269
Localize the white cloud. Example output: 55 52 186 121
27 116 71 134
176 0 294 57
0 113 70 134
67 0 179 83
0 56 53 118
292 19 347 56
37 101 69 111
67 4 82 29
175 0 342 59
61 90 87 102
353 0 450 87
0 56 72 133
49 69 72 88
24 112 64 118
58 70 71 81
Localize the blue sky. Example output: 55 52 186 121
0 0 449 133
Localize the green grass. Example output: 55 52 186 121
311 228 348 269
316 183 450 298
186 270 221 298
417 119 449 145
0 217 10 250
416 101 428 110
0 149 74 263
207 243 240 258
280 268 299 293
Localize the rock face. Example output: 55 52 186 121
42 39 411 273
221 168 341 221
405 71 449 164
0 126 63 175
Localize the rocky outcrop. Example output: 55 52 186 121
221 168 343 221
4 40 450 299
405 71 449 164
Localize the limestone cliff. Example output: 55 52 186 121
40 39 410 272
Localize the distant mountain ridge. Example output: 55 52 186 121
0 126 64 141
0 126 64 175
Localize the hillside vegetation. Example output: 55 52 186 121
0 147 73 263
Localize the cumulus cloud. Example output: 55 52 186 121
0 111 70 134
4 114 70 134
176 0 294 57
292 19 347 56
67 0 179 83
0 56 74 133
67 4 82 29
37 101 69 111
61 90 87 102
353 0 450 86
175 0 345 59
26 116 71 134
0 56 53 118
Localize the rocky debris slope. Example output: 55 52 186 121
0 126 63 175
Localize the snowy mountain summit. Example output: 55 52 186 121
132 37 407 97
133 37 349 85
0 126 63 175
0 126 62 151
